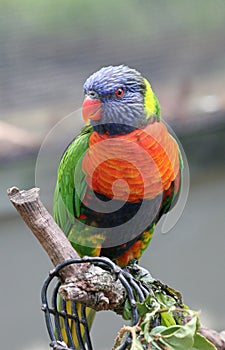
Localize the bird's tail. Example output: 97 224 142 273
58 298 96 349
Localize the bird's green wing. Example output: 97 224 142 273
53 124 93 237
54 124 96 349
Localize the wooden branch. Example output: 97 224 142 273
7 187 225 348
59 265 126 312
198 326 225 350
7 186 126 312
7 186 80 281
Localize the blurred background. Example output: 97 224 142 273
1 1 225 349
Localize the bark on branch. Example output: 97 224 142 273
7 186 225 349
7 186 126 311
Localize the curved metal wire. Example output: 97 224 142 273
41 257 150 350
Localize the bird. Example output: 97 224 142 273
53 65 183 347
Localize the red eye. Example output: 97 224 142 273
115 87 125 98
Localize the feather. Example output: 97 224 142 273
53 65 183 348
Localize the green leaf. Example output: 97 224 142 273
156 291 177 308
161 311 177 327
152 315 198 350
123 299 132 320
150 326 168 334
137 294 160 317
130 338 144 350
192 333 217 350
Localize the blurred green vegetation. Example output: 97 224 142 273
1 0 225 41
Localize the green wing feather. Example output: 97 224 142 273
53 124 93 237
53 124 96 349
54 123 106 258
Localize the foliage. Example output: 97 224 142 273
1 1 225 40
113 269 216 350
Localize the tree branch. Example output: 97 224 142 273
7 186 80 280
198 326 225 350
7 186 126 311
59 265 126 312
7 187 225 349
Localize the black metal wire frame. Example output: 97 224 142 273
41 257 150 350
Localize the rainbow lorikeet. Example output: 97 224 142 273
53 65 182 346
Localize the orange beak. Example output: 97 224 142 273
82 96 102 123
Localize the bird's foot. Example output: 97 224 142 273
123 260 153 281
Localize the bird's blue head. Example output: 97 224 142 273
82 65 160 135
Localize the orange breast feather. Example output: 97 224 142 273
82 122 180 202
